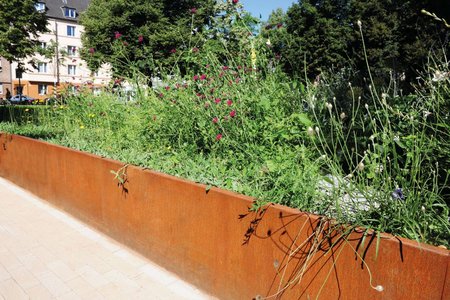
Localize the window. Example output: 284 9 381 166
38 62 47 73
0 84 3 95
64 7 76 18
67 25 75 37
38 84 47 95
67 45 76 56
35 2 45 12
68 65 76 75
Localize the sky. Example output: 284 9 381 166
239 0 297 21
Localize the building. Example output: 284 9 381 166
9 0 111 100
0 57 13 100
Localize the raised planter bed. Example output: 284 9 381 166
0 133 448 299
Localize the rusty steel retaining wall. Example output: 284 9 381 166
0 133 449 299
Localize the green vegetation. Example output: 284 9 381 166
0 0 449 247
0 0 49 62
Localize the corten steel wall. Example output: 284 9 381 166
0 133 449 299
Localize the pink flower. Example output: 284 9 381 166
165 86 170 91
200 74 207 80
214 98 221 104
216 133 223 141
204 102 210 108
190 8 197 14
114 31 122 39
123 41 128 46
170 48 176 54
192 47 199 53
158 93 164 98
89 47 95 54
277 23 283 28
226 99 233 106
138 35 144 43
232 0 238 4
229 110 236 117
212 117 218 123
193 75 199 81
222 66 229 71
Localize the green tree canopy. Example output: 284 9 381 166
0 0 49 62
281 0 450 89
80 0 216 77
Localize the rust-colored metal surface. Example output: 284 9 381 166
0 133 449 299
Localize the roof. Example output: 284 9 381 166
40 0 90 23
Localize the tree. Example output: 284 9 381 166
0 0 48 62
80 0 216 77
281 0 450 89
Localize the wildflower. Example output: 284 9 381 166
315 126 320 134
123 41 128 46
421 206 426 212
393 135 399 142
232 0 238 4
391 188 405 200
432 70 449 82
192 47 199 53
226 99 233 106
374 285 384 292
138 35 144 43
357 20 362 29
170 48 176 54
423 111 432 119
114 31 122 39
307 126 315 136
200 74 207 80
326 102 333 111
365 103 369 110
214 98 221 104
212 117 218 123
266 39 271 47
216 133 223 141
193 75 199 81
340 112 346 120
80 125 85 129
25 108 29 112
165 86 170 91
204 102 210 108
190 7 197 14
222 66 229 71
276 23 283 28
357 162 365 171
229 110 236 117
89 47 95 54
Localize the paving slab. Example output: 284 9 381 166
0 177 216 300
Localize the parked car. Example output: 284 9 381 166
9 95 35 104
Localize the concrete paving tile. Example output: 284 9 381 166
25 284 55 300
0 264 11 282
47 260 78 282
77 266 109 288
0 278 28 300
37 271 72 297
65 276 95 296
56 291 82 300
103 270 140 293
8 266 40 290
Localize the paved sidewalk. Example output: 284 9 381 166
0 177 214 300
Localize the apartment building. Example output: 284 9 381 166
0 57 13 100
9 0 111 100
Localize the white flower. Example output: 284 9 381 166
266 39 271 46
315 126 320 134
432 70 449 82
307 126 315 136
357 162 365 171
374 285 384 292
357 20 362 29
365 103 369 110
340 112 346 120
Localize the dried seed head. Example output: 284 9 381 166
374 285 384 292
357 162 365 171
